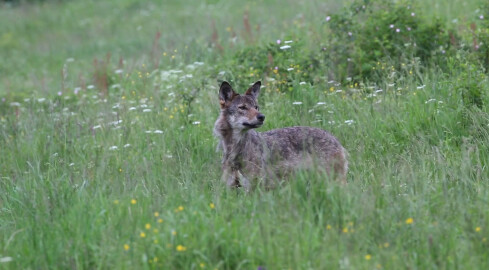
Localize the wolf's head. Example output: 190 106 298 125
218 81 265 131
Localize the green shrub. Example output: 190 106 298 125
223 40 320 92
472 3 489 72
322 0 453 82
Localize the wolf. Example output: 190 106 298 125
214 81 348 191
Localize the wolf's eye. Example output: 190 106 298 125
238 105 247 110
255 106 259 110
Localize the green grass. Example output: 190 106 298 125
1 0 489 269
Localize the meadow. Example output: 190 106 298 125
1 0 489 269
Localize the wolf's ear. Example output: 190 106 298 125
219 81 238 105
245 81 261 99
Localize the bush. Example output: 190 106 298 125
222 40 320 92
472 3 489 72
322 0 453 82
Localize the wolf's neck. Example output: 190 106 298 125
216 126 260 169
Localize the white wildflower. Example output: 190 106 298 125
154 130 164 134
0 257 13 263
192 121 201 125
143 109 152 112
10 102 20 107
124 144 131 148
344 120 354 125
109 120 122 125
292 101 302 105
109 146 118 150
280 45 291 50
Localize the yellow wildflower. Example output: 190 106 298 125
123 244 130 251
326 224 332 230
145 223 151 230
131 199 137 205
158 218 164 223
154 212 159 217
405 218 414 225
140 232 146 238
209 203 215 209
475 227 481 232
365 254 372 260
176 245 187 252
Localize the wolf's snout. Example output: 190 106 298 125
257 114 265 122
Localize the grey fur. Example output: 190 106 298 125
214 81 348 191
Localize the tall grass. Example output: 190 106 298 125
1 0 489 269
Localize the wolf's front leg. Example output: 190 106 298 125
237 171 252 192
222 170 240 188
